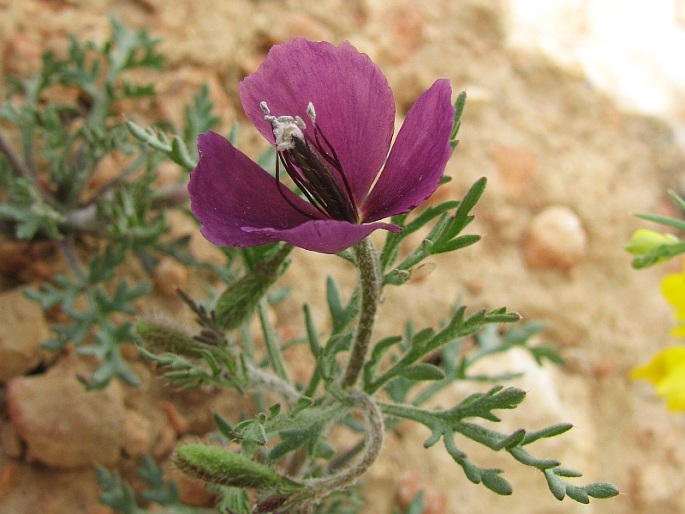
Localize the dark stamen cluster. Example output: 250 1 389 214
275 121 358 223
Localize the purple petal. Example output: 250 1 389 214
361 79 455 222
188 131 322 248
245 219 400 254
239 38 395 206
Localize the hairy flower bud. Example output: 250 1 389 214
135 317 197 356
174 443 300 490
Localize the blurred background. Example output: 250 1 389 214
508 0 685 145
1 1 685 513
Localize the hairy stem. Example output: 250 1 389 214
57 235 86 282
65 204 105 234
341 238 381 388
288 389 384 509
246 362 299 407
0 130 34 181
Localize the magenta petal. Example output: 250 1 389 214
239 38 395 206
188 131 321 247
245 219 399 254
361 80 455 222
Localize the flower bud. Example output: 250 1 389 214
625 229 678 257
135 318 197 356
174 443 299 490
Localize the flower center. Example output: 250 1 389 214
261 101 358 223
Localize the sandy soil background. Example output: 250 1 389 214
1 0 685 513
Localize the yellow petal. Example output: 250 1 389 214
631 346 685 384
661 272 685 309
632 346 685 411
654 364 685 412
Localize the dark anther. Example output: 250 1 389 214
274 122 358 223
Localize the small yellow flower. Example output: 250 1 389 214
631 346 685 411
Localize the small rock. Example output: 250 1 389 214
161 401 190 435
123 409 151 458
0 421 23 458
118 342 140 362
6 356 126 468
523 206 588 270
0 288 51 382
151 424 177 459
592 358 616 377
0 462 19 499
153 257 188 296
2 32 42 77
0 240 55 282
168 461 217 507
466 278 486 295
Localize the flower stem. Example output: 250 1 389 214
288 389 384 509
341 238 381 389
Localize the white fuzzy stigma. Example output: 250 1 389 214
261 101 306 151
306 102 316 123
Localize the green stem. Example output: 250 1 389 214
20 126 35 179
341 238 381 389
65 204 104 234
287 390 384 509
258 298 290 385
0 129 63 210
246 361 299 407
376 401 435 425
239 324 264 412
57 236 86 282
0 129 34 181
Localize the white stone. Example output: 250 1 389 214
523 205 588 270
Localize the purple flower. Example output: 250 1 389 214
189 38 455 254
